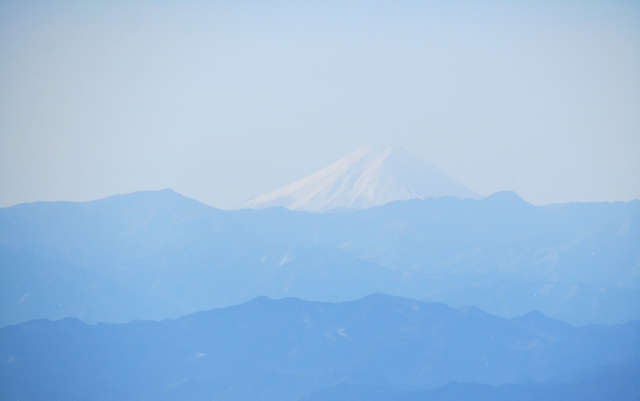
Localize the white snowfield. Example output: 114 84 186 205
236 145 480 212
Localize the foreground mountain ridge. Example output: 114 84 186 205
237 145 480 212
2 294 638 401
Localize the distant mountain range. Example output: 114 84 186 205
1 189 638 327
2 294 638 401
3 145 637 401
236 145 480 212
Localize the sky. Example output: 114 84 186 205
1 0 639 208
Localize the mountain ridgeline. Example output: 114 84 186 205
2 294 639 401
1 188 638 327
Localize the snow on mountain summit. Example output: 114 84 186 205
236 145 480 212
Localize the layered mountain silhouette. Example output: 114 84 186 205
1 189 638 327
1 295 638 401
237 145 480 212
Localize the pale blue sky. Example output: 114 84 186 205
1 0 639 208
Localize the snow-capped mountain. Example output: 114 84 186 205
236 145 480 212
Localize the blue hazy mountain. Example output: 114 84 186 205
1 189 638 326
0 189 398 325
231 191 640 325
1 295 638 401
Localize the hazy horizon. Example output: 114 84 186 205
1 0 639 208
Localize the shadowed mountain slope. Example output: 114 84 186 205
1 295 638 401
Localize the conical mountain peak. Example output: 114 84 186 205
237 145 480 212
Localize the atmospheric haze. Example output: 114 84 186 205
237 145 481 211
1 0 639 208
